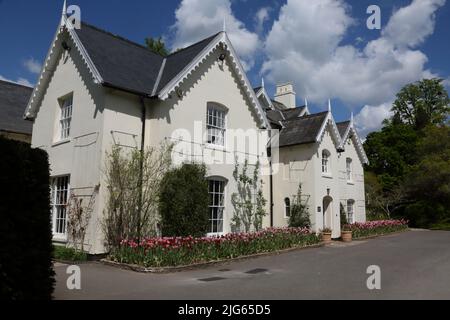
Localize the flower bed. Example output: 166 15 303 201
344 219 409 239
109 228 320 268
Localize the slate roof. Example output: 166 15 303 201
277 111 328 147
74 22 220 96
155 33 221 93
0 80 33 135
271 99 287 111
265 106 307 123
336 121 350 138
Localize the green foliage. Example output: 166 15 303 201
110 229 320 268
53 246 88 262
145 37 169 56
403 125 450 227
231 160 267 232
289 185 311 228
391 78 450 130
0 137 54 300
364 78 449 228
159 163 209 237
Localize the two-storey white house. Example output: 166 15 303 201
25 8 368 253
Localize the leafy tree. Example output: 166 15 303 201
159 163 209 237
403 125 450 227
364 123 419 190
391 78 449 130
145 37 169 56
231 160 267 232
364 78 449 228
289 185 311 228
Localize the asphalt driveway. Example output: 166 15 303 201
54 230 450 300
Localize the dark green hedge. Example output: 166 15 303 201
0 137 54 300
159 163 209 237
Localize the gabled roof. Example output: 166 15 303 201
25 13 269 128
271 99 287 111
75 22 164 95
278 111 329 147
336 121 351 138
0 80 33 135
155 33 221 94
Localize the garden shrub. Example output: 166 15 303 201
289 185 310 228
53 246 88 262
345 219 408 239
159 163 209 237
0 137 54 300
110 228 320 268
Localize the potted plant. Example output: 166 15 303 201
320 228 332 244
341 224 352 242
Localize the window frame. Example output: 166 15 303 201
206 103 227 148
50 175 71 241
57 93 73 142
321 149 331 175
346 158 353 182
207 178 226 236
284 197 291 218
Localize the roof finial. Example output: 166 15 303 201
60 0 67 26
223 17 226 33
261 77 265 89
328 99 332 112
304 98 308 108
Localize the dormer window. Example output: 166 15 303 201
206 103 227 146
58 94 73 140
322 150 331 174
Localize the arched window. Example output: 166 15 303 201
347 199 355 224
346 158 353 181
207 178 226 235
322 150 331 174
206 103 227 146
284 197 291 218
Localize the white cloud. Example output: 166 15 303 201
262 0 446 133
23 57 42 74
0 75 33 87
171 0 260 70
255 7 271 34
354 102 393 138
383 0 446 48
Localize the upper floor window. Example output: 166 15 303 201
284 197 291 218
322 150 331 174
347 199 355 224
206 103 227 146
59 94 73 140
346 158 353 181
208 179 225 235
50 175 70 238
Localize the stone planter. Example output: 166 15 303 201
341 230 352 242
321 232 332 244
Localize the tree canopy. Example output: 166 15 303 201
144 37 170 56
364 78 450 229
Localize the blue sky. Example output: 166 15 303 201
0 0 449 136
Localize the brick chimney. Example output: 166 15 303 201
274 82 296 108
